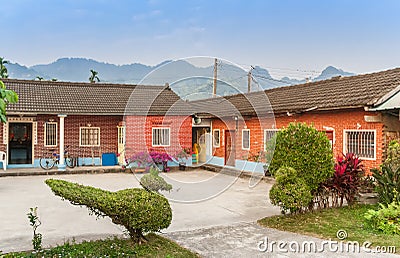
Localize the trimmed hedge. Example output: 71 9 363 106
45 179 172 243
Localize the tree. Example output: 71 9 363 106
0 80 18 123
89 69 100 83
0 57 9 79
35 76 43 81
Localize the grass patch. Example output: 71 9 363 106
258 204 399 253
4 233 199 258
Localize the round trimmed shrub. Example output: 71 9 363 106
269 166 313 214
45 179 172 243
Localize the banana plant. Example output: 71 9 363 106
372 165 400 204
89 69 100 83
0 57 8 79
0 80 18 123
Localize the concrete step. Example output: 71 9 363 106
200 163 275 183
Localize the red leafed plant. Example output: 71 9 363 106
326 153 364 206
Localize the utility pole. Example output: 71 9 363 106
213 58 217 97
247 66 254 93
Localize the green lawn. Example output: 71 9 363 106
4 234 199 258
258 204 399 253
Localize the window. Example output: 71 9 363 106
344 130 376 159
213 129 220 147
152 127 170 146
264 129 279 150
80 127 100 146
242 129 250 150
44 122 57 146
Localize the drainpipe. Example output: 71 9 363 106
58 114 67 171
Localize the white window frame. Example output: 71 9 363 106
264 129 279 151
242 129 250 150
343 129 376 160
118 126 125 145
213 129 220 147
44 122 58 147
152 127 170 147
79 127 101 147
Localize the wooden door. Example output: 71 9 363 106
225 130 236 166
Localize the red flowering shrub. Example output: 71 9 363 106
324 153 364 206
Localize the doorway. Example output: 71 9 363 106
192 127 210 164
225 130 236 166
8 123 33 164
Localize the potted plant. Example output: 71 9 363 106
176 148 191 171
128 152 153 173
149 151 173 172
263 163 271 176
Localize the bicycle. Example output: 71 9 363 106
39 145 75 170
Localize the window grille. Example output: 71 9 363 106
80 127 100 146
152 128 170 146
44 122 57 146
213 129 220 147
344 130 376 159
264 129 279 150
242 129 250 150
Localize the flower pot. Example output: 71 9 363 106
179 162 186 171
263 165 271 176
133 167 146 173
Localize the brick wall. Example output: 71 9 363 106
211 109 386 173
1 115 122 160
125 115 192 158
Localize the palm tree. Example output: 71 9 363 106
89 69 100 83
0 57 9 79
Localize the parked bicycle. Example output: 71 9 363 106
39 145 75 170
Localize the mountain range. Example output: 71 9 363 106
5 58 355 100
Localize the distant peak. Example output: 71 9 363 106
322 66 343 74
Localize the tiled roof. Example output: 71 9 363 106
190 67 400 117
3 67 400 117
2 79 191 116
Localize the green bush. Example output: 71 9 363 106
140 167 172 193
45 179 172 243
268 123 334 192
372 164 400 205
269 166 313 214
364 194 400 235
384 140 400 169
372 140 400 205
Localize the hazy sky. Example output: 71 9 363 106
1 0 399 79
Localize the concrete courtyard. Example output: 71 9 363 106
2 170 397 257
0 170 280 253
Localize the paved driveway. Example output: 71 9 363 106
0 170 280 253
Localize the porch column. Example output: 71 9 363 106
58 114 67 171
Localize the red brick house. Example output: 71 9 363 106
190 68 400 173
1 79 192 169
2 68 400 173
